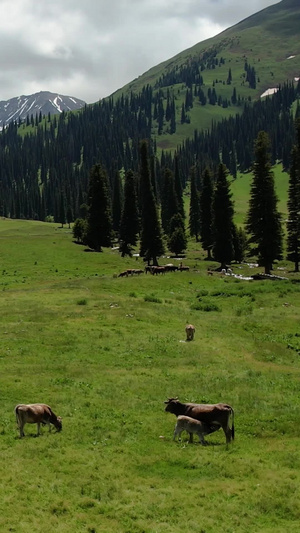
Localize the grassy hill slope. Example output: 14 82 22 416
111 0 300 151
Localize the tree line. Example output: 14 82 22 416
73 119 300 275
0 78 298 237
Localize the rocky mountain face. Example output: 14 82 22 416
0 91 86 128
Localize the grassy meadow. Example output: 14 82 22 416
1 208 300 532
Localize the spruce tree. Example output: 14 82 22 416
119 169 139 257
188 165 201 242
200 167 214 259
161 167 178 235
174 154 185 219
212 163 234 269
168 213 187 255
85 164 112 252
59 192 66 227
232 224 248 263
246 131 283 274
139 140 164 265
66 205 73 228
112 170 123 237
287 119 300 271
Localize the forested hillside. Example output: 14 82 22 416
0 0 299 224
0 81 298 222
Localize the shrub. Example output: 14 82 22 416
77 298 87 306
191 302 221 312
144 294 162 304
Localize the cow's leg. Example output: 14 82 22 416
36 422 41 436
198 433 207 445
19 423 25 438
222 423 232 444
173 427 180 441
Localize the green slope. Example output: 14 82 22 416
111 0 300 150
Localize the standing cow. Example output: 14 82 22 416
15 403 62 438
185 324 195 341
165 397 234 444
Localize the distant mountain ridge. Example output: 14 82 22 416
0 91 86 128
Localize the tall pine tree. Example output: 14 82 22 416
246 131 283 274
287 119 300 271
212 164 234 269
188 165 201 242
112 170 123 237
200 167 214 259
161 167 178 236
119 169 139 257
139 141 164 265
85 164 112 252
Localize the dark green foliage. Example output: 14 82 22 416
188 166 201 242
168 227 187 255
168 213 187 255
232 224 248 263
212 163 234 268
139 141 164 265
66 205 73 228
72 218 87 243
161 168 178 235
287 119 300 271
174 154 185 218
246 131 283 274
119 169 139 257
85 164 113 252
112 170 123 236
59 193 66 227
200 167 214 259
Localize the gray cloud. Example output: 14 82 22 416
0 0 280 103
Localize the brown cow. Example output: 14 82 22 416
165 398 234 444
164 264 178 272
185 324 195 341
173 415 220 444
151 266 166 275
15 403 62 438
118 271 128 277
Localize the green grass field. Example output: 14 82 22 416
1 206 300 532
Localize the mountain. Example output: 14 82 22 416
0 91 86 128
111 0 300 150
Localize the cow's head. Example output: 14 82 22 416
164 397 179 414
55 416 62 432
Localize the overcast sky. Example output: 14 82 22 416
0 0 280 104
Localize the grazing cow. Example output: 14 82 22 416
207 269 214 276
145 265 153 274
164 264 178 272
151 266 166 275
15 403 62 438
178 265 190 271
133 269 144 275
173 415 220 444
165 398 234 444
118 271 128 277
185 324 195 341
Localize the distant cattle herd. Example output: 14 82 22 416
118 263 190 277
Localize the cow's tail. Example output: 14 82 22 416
14 405 21 428
231 408 235 440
